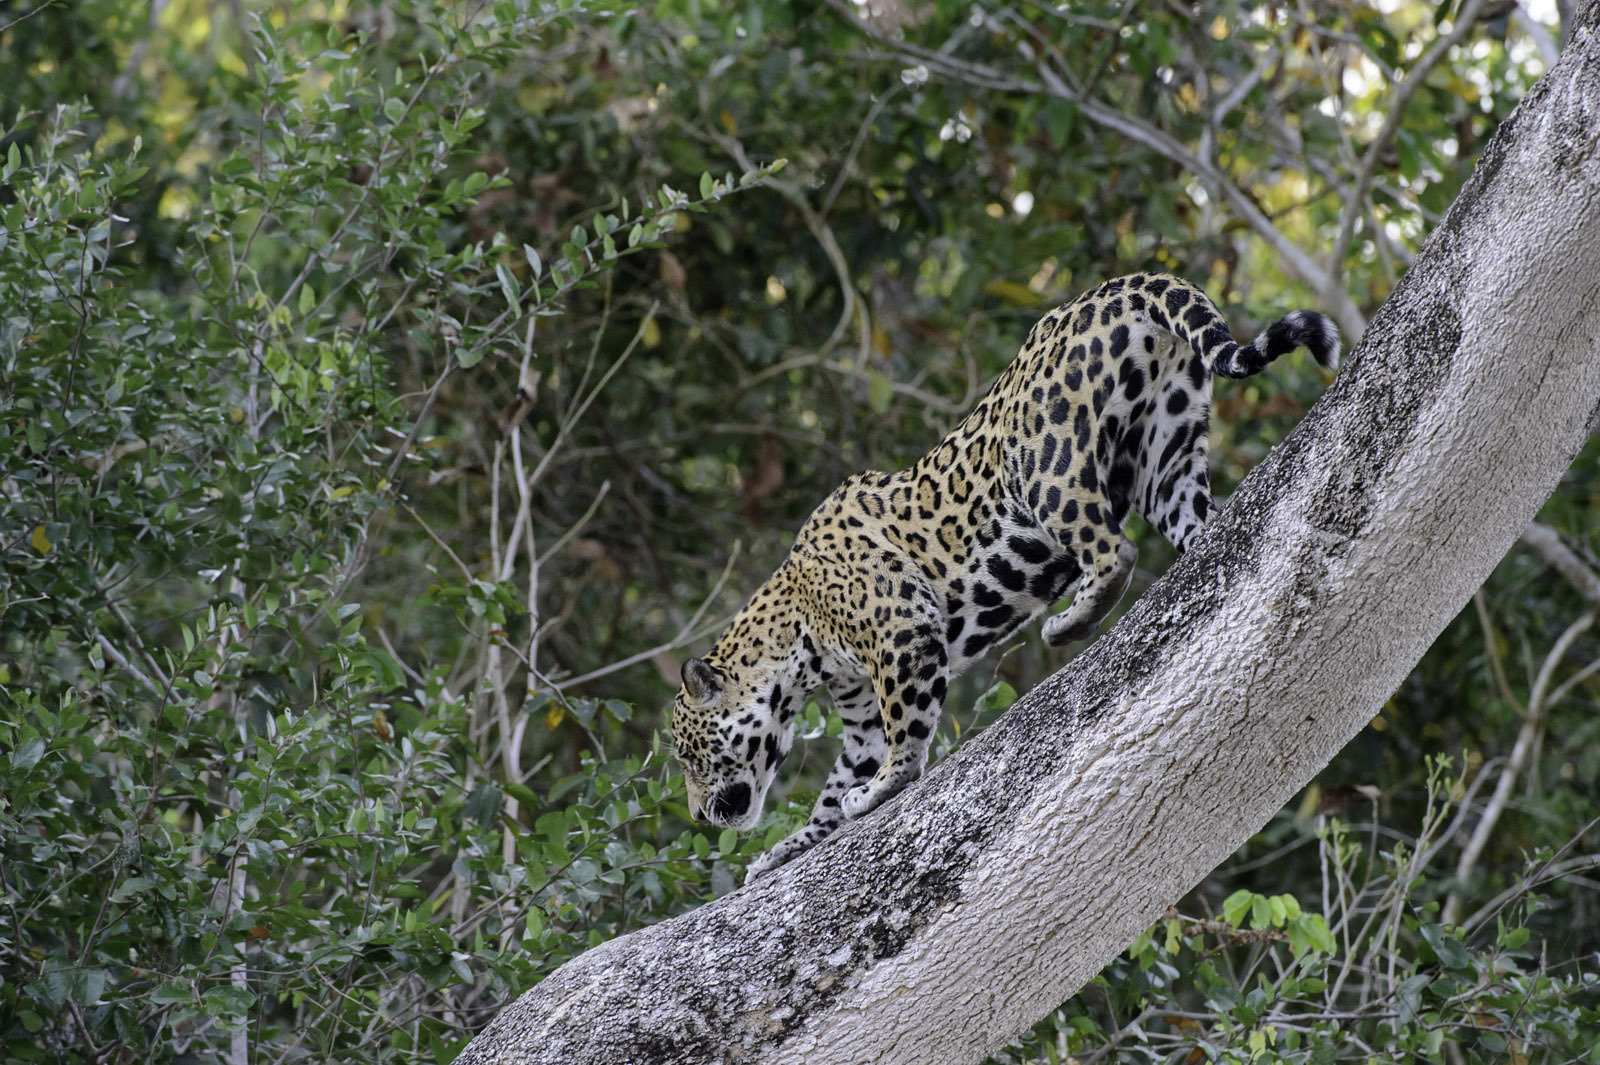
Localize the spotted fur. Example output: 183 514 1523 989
671 273 1339 881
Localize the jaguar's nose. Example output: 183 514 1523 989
708 782 751 822
689 802 706 823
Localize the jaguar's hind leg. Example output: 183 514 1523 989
1041 537 1138 646
1145 438 1216 554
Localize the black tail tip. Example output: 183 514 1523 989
1278 309 1341 371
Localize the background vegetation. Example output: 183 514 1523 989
2 0 1596 1061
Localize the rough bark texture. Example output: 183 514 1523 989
459 13 1600 1065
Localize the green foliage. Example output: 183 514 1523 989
1 0 1595 1061
996 761 1600 1063
0 1 777 1059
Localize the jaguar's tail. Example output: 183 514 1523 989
1139 275 1340 380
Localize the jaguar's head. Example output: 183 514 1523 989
671 655 797 831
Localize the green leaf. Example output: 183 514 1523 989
867 371 893 413
1394 973 1431 1026
699 171 715 199
202 984 258 1016
504 782 541 808
980 681 1017 712
496 262 520 309
11 737 45 772
34 968 70 1006
1267 894 1288 926
1420 922 1471 970
76 968 107 1005
1223 889 1253 928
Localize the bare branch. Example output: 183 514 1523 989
1444 610 1594 924
1520 520 1600 606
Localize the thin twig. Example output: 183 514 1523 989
1445 611 1595 924
0 0 59 33
557 545 744 690
535 481 611 568
521 300 658 494
94 634 163 696
1461 813 1600 934
399 500 476 582
1327 0 1490 300
820 86 900 220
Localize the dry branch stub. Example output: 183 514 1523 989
458 11 1600 1064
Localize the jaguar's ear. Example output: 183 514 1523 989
681 658 722 705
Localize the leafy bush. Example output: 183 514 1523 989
0 2 776 1059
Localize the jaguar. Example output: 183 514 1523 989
670 273 1339 881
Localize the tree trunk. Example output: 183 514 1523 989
459 12 1600 1064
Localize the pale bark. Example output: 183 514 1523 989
459 10 1600 1064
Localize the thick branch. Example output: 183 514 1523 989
460 11 1600 1065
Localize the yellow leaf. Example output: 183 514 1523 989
1294 784 1321 821
982 279 1043 307
30 525 52 554
641 317 662 349
330 485 355 500
871 324 891 356
545 703 565 729
720 109 738 135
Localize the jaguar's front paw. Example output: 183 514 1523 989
744 834 813 884
743 850 785 884
841 770 917 820
1041 611 1093 646
840 782 877 820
